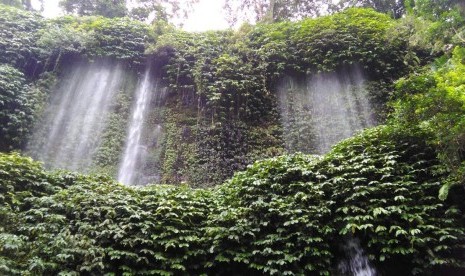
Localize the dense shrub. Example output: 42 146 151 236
319 126 465 274
207 154 334 274
0 5 44 74
0 5 150 74
35 15 150 70
0 152 68 274
53 15 150 64
1 126 464 275
392 46 465 199
0 64 44 151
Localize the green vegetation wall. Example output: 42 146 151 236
1 126 464 275
150 8 423 186
0 5 436 186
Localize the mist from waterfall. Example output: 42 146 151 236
118 69 165 186
277 66 375 154
28 61 124 171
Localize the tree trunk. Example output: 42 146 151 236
262 0 276 23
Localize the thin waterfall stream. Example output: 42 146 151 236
118 68 165 186
338 238 377 276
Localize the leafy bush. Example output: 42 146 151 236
0 152 66 274
320 126 465 274
0 5 151 74
0 64 43 151
73 16 150 63
207 154 334 275
38 15 150 66
0 151 213 274
392 46 465 199
1 126 464 275
0 4 44 74
251 8 409 79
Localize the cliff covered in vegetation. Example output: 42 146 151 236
0 5 431 186
1 2 465 274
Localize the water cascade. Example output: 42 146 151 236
28 61 125 171
338 238 377 276
277 66 375 154
118 69 165 186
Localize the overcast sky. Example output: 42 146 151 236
183 0 229 31
31 0 230 32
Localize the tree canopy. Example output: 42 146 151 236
333 0 406 18
59 0 127 18
59 0 198 22
224 0 464 24
0 0 34 10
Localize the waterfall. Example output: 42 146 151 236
28 61 124 171
118 69 165 186
338 238 377 276
277 66 375 154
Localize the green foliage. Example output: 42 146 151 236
388 14 440 58
59 0 128 18
36 18 96 69
404 0 465 52
208 154 334 274
159 105 200 184
0 4 44 73
0 152 67 274
392 46 465 199
194 121 284 187
24 182 212 275
332 0 407 18
210 125 465 274
146 8 419 186
152 27 285 185
0 0 22 8
155 8 416 122
0 5 151 72
0 64 45 151
0 152 60 209
158 98 283 187
0 152 213 274
286 8 407 77
92 87 133 175
406 0 464 21
322 126 465 274
1 126 464 274
45 15 151 64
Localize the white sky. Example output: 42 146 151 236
32 0 230 32
183 0 229 32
